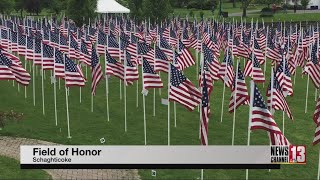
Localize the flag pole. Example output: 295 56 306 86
65 85 71 138
153 43 156 117
105 20 110 122
41 39 45 115
119 35 122 100
124 49 127 132
246 80 254 180
33 38 36 106
263 26 269 88
231 60 239 146
65 55 71 139
53 48 58 126
168 60 171 145
142 61 147 145
220 26 230 123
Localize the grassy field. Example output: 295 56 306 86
173 2 264 18
0 155 51 179
0 48 318 180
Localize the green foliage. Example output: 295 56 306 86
66 0 97 27
301 0 310 10
260 7 274 17
0 0 14 14
199 11 204 19
187 0 217 10
128 0 173 22
24 0 42 15
142 0 172 23
127 0 144 20
189 10 194 17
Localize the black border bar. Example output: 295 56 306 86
21 164 280 169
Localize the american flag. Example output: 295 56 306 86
54 48 65 78
17 32 26 56
42 43 54 70
0 50 31 86
0 29 9 50
218 49 234 88
250 83 290 145
105 51 124 80
237 32 250 59
276 59 293 96
314 97 320 124
91 46 103 95
25 35 34 61
33 38 42 66
256 29 266 50
159 36 173 60
181 28 190 47
124 51 139 86
313 122 320 145
107 34 120 59
176 40 195 70
59 33 69 52
203 43 220 81
231 37 240 57
267 74 294 121
80 40 91 65
169 64 201 111
50 31 59 48
64 55 85 87
228 62 249 113
96 30 106 55
10 30 18 53
253 38 265 64
0 53 16 80
200 71 209 145
207 34 220 58
69 32 79 59
244 52 265 83
304 42 320 89
142 58 163 90
199 62 213 96
154 45 169 73
1 49 22 66
266 35 281 63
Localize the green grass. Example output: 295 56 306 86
0 155 51 179
0 51 318 179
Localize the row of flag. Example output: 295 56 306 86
0 15 320 149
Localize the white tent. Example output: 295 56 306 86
96 0 130 13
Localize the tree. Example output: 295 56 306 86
0 0 14 14
51 0 67 15
142 0 172 23
291 0 298 13
301 0 310 10
24 0 42 15
14 0 25 17
66 0 97 26
241 0 253 17
127 0 144 21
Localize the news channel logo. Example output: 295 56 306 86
270 145 306 164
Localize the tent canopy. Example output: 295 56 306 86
96 0 130 14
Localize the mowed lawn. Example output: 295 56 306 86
0 49 318 179
0 155 51 179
